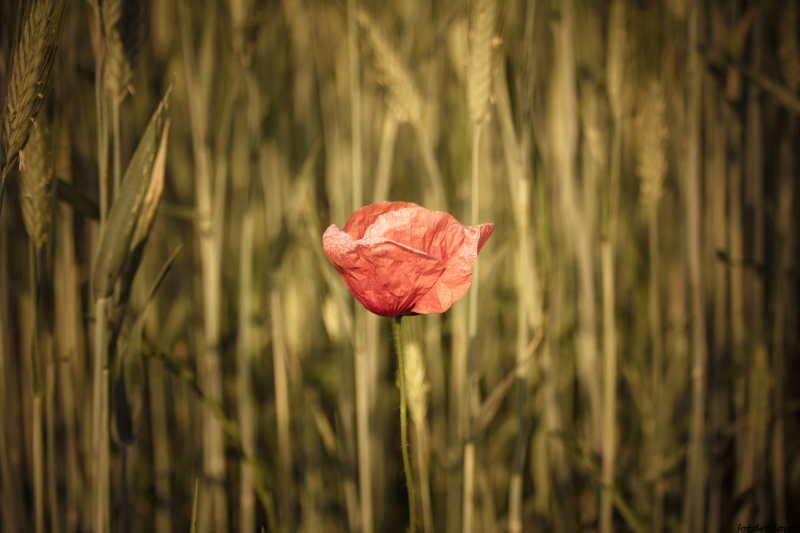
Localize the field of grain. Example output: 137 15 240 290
0 0 798 532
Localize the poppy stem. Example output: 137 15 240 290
392 316 416 533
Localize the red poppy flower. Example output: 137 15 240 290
322 201 494 317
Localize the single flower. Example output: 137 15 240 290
322 201 494 317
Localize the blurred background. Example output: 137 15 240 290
0 0 798 532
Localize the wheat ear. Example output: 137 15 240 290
356 8 423 127
1 0 66 180
635 79 668 207
19 119 54 253
467 0 497 125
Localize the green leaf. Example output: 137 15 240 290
111 245 182 446
116 118 172 309
93 82 172 301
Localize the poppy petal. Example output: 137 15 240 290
410 222 494 314
342 201 416 239
323 224 446 317
362 207 463 261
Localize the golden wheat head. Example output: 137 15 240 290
19 119 54 252
467 0 497 125
357 8 424 126
102 0 149 101
405 340 428 428
2 0 66 178
635 78 668 207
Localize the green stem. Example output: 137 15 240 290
393 316 416 533
29 242 44 533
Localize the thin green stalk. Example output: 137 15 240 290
463 121 482 533
745 8 767 518
90 0 108 229
602 2 624 527
415 128 447 212
147 355 172 533
0 226 21 533
111 99 121 200
177 2 232 529
461 443 475 533
424 313 446 504
54 121 84 533
372 113 398 203
270 282 292 532
33 396 44 533
682 2 708 531
393 316 416 533
406 332 432 533
648 203 664 533
706 65 727 533
494 54 534 533
238 73 259 533
347 0 362 212
29 242 44 533
347 0 375 530
92 296 109 533
0 179 6 218
45 320 58 533
729 77 751 533
89 3 110 531
600 240 617 533
413 420 433 533
771 120 794 526
447 301 467 533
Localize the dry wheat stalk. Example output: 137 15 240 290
103 0 148 101
2 0 65 178
635 79 668 207
405 338 435 533
606 0 625 120
405 340 428 428
357 8 423 127
779 0 800 93
467 0 497 125
19 119 54 253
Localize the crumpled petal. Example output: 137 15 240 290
323 201 494 317
411 221 494 314
342 201 415 239
323 225 445 317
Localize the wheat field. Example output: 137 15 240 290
0 0 798 532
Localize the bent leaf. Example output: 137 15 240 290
93 82 172 301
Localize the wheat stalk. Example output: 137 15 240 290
356 7 446 209
635 75 669 533
19 120 54 254
682 3 708 530
102 0 147 102
467 0 497 125
464 3 498 532
103 0 130 101
635 79 668 207
356 8 423 127
606 0 625 121
779 0 800 93
1 0 65 181
406 339 434 533
102 0 147 200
